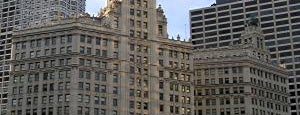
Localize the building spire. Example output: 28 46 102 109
246 15 259 27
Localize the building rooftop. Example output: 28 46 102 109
216 0 239 4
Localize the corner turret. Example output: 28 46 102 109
157 4 168 38
240 17 271 62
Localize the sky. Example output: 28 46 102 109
86 0 216 39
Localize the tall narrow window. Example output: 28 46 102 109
158 25 163 35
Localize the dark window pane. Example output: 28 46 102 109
204 8 216 13
276 26 289 32
219 35 231 41
219 29 231 34
192 34 203 39
276 20 289 26
292 24 300 29
275 7 287 13
191 10 202 15
192 40 204 44
246 12 258 18
246 7 258 12
281 58 293 63
191 16 203 21
192 28 203 33
265 35 275 40
294 44 300 49
277 32 290 38
260 4 272 9
289 0 300 5
218 17 230 23
232 15 244 20
205 26 217 31
274 1 287 7
278 45 291 51
265 41 276 46
291 18 300 23
259 0 271 3
220 42 230 47
262 28 274 34
218 24 230 29
233 34 241 38
261 16 273 22
260 10 273 16
191 22 203 27
245 1 257 6
218 6 229 11
231 9 243 14
269 47 276 52
293 30 300 36
295 50 300 55
279 52 292 57
290 5 300 11
271 54 277 58
205 14 216 19
291 12 300 17
231 3 243 8
232 21 244 26
205 37 217 43
205 20 216 25
218 11 229 16
205 31 217 37
293 37 300 42
277 39 291 45
276 14 288 19
232 27 244 32
261 22 274 28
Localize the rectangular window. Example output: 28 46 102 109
130 9 134 15
87 36 92 44
67 35 72 43
96 37 101 45
60 36 66 44
80 35 85 42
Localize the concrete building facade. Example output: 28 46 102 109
0 0 86 114
190 0 300 114
8 0 194 115
193 18 289 115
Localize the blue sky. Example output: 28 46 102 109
86 0 215 39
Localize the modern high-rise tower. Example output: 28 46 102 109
0 0 86 114
190 0 300 114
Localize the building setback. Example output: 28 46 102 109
193 18 289 115
8 0 194 115
0 0 86 114
190 0 300 114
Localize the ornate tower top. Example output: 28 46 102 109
98 0 171 40
99 0 164 40
241 17 265 49
239 18 271 62
246 16 259 27
241 17 261 43
157 4 164 14
99 0 121 17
